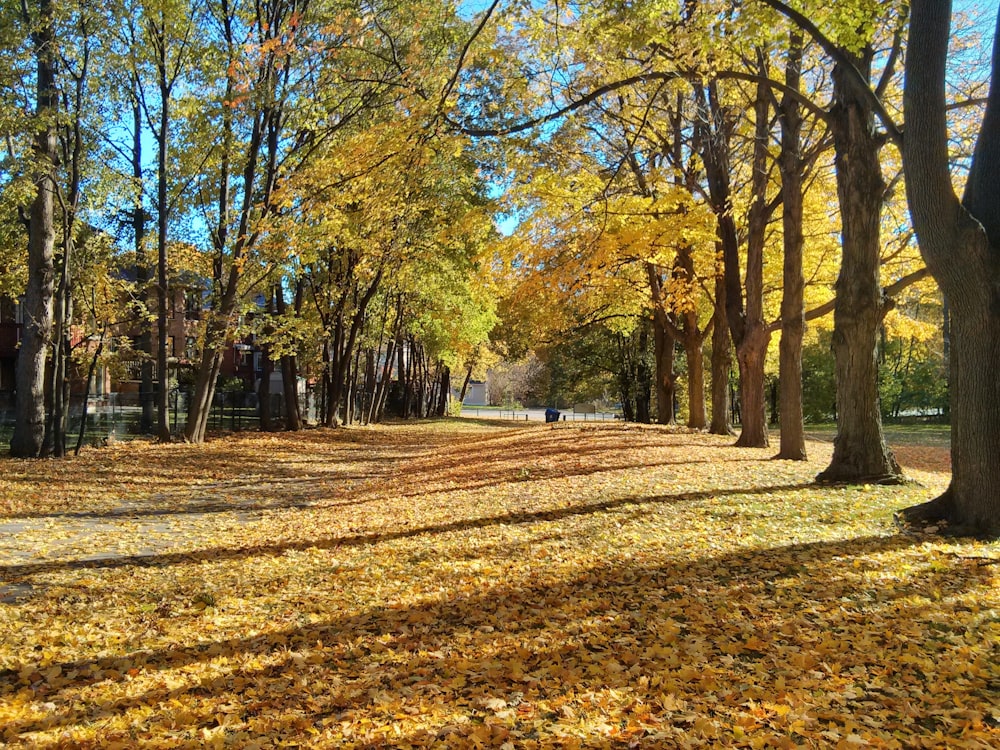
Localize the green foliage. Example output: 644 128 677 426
802 323 949 424
529 330 618 408
801 330 837 423
879 335 948 419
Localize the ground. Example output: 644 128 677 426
0 420 997 748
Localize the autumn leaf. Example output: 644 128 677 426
0 421 997 748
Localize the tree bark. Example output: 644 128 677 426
185 340 225 444
817 48 901 483
651 308 676 425
709 268 733 435
133 87 155 435
900 1 1000 535
674 249 709 430
776 31 807 460
682 328 707 430
12 0 57 458
152 15 173 444
645 264 677 425
733 60 774 448
699 74 771 447
734 324 770 447
635 321 652 424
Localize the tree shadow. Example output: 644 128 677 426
3 531 994 747
0 426 789 524
0 481 821 580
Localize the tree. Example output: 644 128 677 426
10 0 58 458
48 0 106 457
775 31 807 459
757 0 906 481
145 0 196 442
900 1 1000 536
698 69 777 448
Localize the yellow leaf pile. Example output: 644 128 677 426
0 421 997 748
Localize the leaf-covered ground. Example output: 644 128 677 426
0 420 997 748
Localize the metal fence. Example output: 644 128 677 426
0 390 306 446
460 407 622 423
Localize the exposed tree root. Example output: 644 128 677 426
894 490 999 539
815 468 908 486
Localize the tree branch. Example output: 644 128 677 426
753 0 903 146
448 67 830 138
436 0 503 119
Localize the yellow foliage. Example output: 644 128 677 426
0 422 995 748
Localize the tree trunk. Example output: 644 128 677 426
258 344 273 431
131 86 155 435
280 354 300 430
817 49 901 483
615 333 636 422
683 331 706 430
733 60 774 448
439 365 451 416
274 284 302 431
900 1 1000 535
153 18 173 444
459 363 474 403
49 306 71 457
371 334 396 424
709 269 733 435
675 248 708 430
635 322 652 424
734 325 770 447
12 0 57 458
776 31 807 460
652 310 676 424
185 343 225 444
75 328 105 456
699 74 771 447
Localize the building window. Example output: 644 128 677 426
185 291 201 320
0 297 19 324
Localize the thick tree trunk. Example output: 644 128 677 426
280 354 301 430
709 270 733 436
906 304 1000 534
683 331 706 430
699 74 771 447
435 365 450 417
817 52 901 483
652 311 676 425
185 345 224 444
12 0 57 458
154 34 172 444
734 325 769 447
733 63 774 449
900 1 1000 535
776 31 807 460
